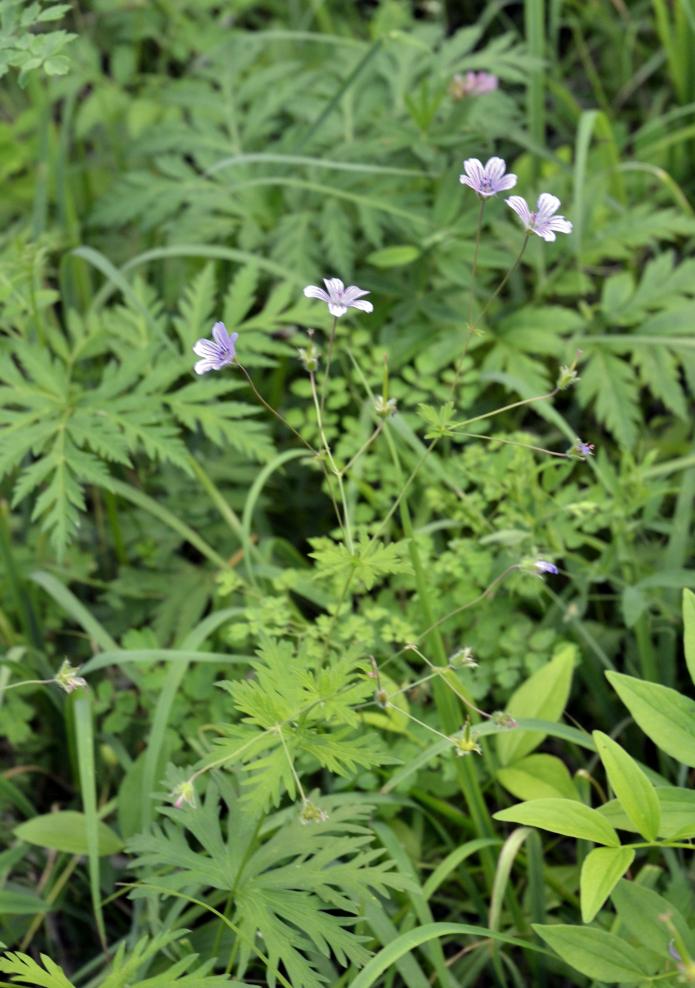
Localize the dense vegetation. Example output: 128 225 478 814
1 1 694 986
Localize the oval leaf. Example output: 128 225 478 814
606 671 695 767
580 846 635 923
598 786 695 839
533 924 652 982
593 731 660 840
493 798 619 846
366 245 420 268
14 812 122 856
496 646 575 765
497 754 578 801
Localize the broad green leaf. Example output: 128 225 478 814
606 671 695 766
580 846 635 922
0 889 51 915
598 786 695 839
497 754 578 801
366 245 420 267
593 731 660 840
533 924 652 982
14 812 122 856
493 798 619 846
496 646 575 765
612 879 695 959
684 588 695 686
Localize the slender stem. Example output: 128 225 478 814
454 388 558 430
276 726 306 802
454 431 570 458
373 439 439 539
450 197 487 397
394 705 454 745
236 362 316 454
340 422 384 477
0 678 53 694
478 232 530 321
309 371 354 553
320 315 338 416
322 571 354 659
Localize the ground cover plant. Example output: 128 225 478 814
1 1 695 985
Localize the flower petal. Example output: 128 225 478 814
536 193 560 220
328 303 348 317
194 358 216 374
496 173 518 191
349 299 373 312
304 285 330 302
463 158 484 186
193 339 218 358
540 229 557 242
323 277 345 298
484 157 506 182
549 215 573 234
505 195 531 225
212 321 230 346
342 284 370 302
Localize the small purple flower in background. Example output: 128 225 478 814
193 321 238 374
535 560 559 575
506 193 573 241
460 157 517 198
450 71 499 99
170 779 196 810
574 438 595 459
303 278 373 318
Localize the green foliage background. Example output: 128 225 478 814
1 1 694 986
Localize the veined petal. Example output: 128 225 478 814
506 195 531 225
485 157 506 182
350 299 373 312
496 173 517 191
328 302 348 317
342 285 370 302
323 277 345 297
539 228 557 242
194 358 216 374
462 158 484 186
212 321 230 346
536 193 561 219
304 284 330 302
193 339 219 358
549 215 573 234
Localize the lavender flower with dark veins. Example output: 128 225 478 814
506 193 573 242
535 560 559 575
450 71 498 99
459 156 517 197
193 321 238 374
303 278 373 318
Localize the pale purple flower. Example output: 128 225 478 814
535 560 559 575
459 157 517 197
193 321 238 374
450 71 499 99
54 659 87 694
574 439 595 458
506 193 573 242
303 278 373 318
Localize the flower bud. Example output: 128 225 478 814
54 659 87 695
299 800 329 824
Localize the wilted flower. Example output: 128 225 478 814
492 711 518 729
449 646 477 669
193 321 238 374
170 778 196 810
452 735 482 756
571 438 595 459
54 660 87 695
374 394 397 418
557 364 579 390
375 688 389 708
299 800 329 824
506 193 573 241
460 157 517 198
534 560 559 575
298 342 321 373
303 278 373 318
450 71 498 99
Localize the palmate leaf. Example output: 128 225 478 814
128 781 405 988
577 350 641 447
309 535 412 592
0 951 75 987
